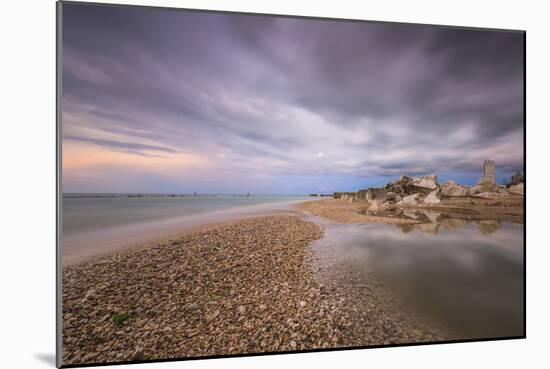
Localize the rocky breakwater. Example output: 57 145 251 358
331 172 524 224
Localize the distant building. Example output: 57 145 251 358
482 160 496 184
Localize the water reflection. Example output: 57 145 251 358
311 217 524 340
361 208 508 236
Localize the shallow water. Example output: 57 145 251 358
62 194 312 263
310 215 524 340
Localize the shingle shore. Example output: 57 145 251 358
62 214 447 366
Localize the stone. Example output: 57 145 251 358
386 192 402 202
471 177 498 194
423 190 440 204
411 175 438 191
440 180 469 197
334 192 354 199
131 346 143 360
207 310 220 322
290 340 297 349
471 192 501 199
299 301 306 308
511 172 524 185
366 188 387 202
507 182 524 195
385 176 413 194
238 305 246 314
401 193 419 206
188 303 200 311
367 202 379 213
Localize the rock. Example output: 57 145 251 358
259 304 267 311
422 190 440 204
470 177 497 194
510 172 524 185
188 303 200 311
355 188 387 203
401 193 419 206
507 182 524 195
237 305 246 314
355 189 368 202
131 346 143 360
386 192 402 202
385 176 412 194
411 175 438 191
83 289 96 301
341 193 356 202
367 202 379 213
299 301 306 308
334 192 354 199
290 340 297 349
207 310 220 322
440 180 469 197
471 192 501 199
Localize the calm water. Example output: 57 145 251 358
63 195 524 339
311 215 524 339
62 194 312 263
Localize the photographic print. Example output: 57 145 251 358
58 1 525 367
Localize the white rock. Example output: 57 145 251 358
507 183 524 195
423 190 441 204
401 193 419 206
440 180 469 197
411 175 438 190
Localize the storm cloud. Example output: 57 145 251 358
61 3 524 194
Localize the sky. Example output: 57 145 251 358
61 3 524 195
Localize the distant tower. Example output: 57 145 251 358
483 160 496 184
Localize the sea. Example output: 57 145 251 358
62 193 313 264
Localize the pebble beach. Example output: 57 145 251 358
62 213 448 365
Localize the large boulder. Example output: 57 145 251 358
506 183 524 196
385 176 413 195
470 177 498 194
367 188 387 202
386 191 402 202
356 189 368 202
356 188 388 203
511 172 524 186
411 175 439 192
341 193 355 202
400 193 420 206
423 189 441 204
440 180 469 197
